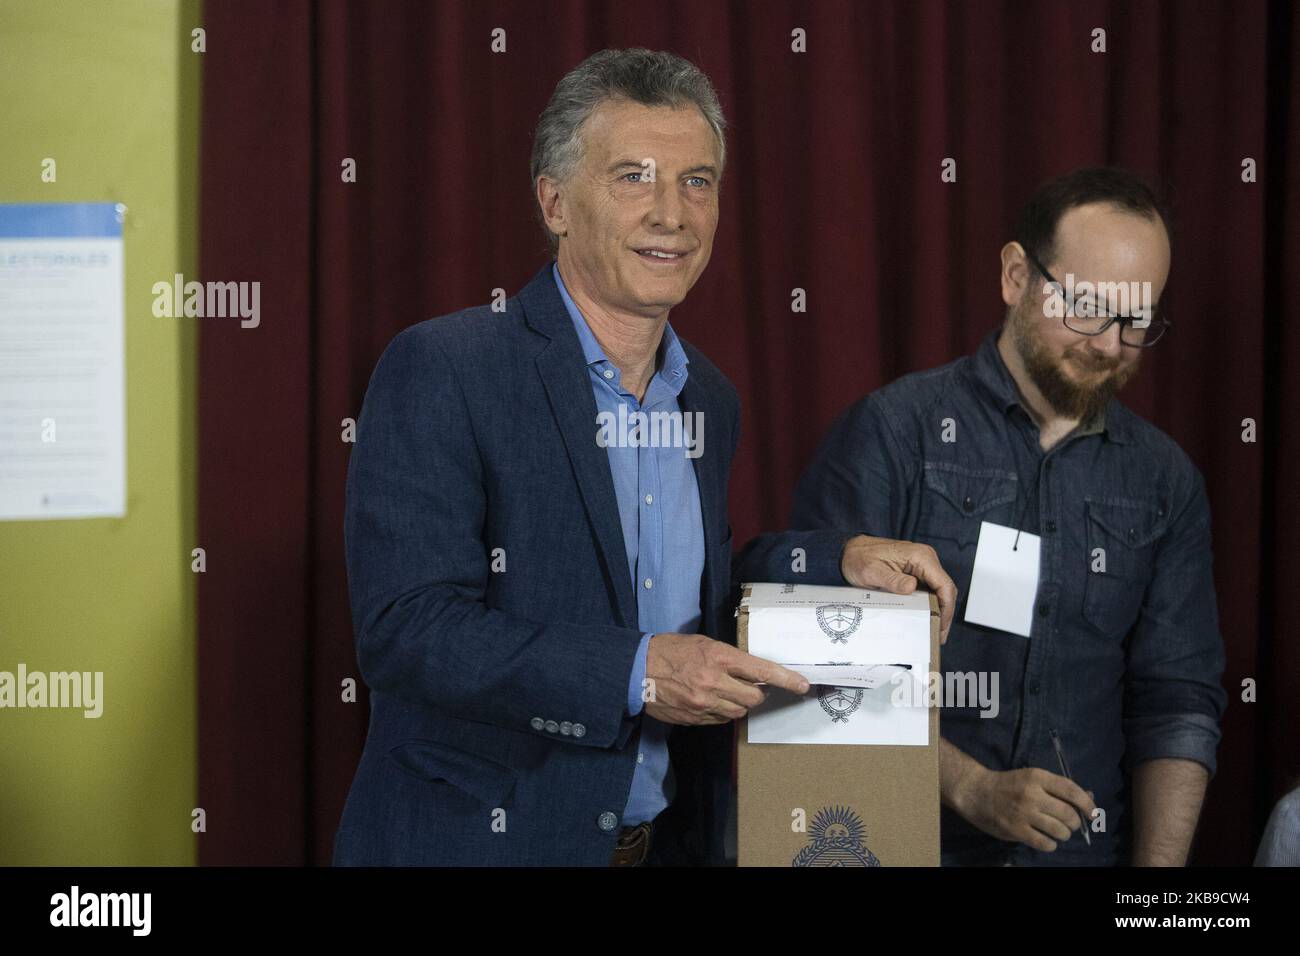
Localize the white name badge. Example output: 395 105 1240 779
963 521 1042 638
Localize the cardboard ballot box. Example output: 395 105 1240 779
736 583 941 866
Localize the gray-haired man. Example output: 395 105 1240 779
333 48 955 867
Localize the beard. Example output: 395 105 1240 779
1008 296 1141 423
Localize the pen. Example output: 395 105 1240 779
1049 728 1092 846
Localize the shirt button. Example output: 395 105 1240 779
963 496 974 513
644 493 653 505
530 717 544 731
602 368 615 380
1038 603 1051 618
544 720 559 733
1029 683 1040 694
560 721 573 735
572 723 586 738
637 752 645 765
597 811 619 832
1045 521 1057 533
1128 527 1137 543
643 578 653 590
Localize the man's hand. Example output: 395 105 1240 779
952 764 1097 853
840 535 958 642
642 633 810 726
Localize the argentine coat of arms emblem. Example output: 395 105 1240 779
793 806 882 866
815 603 863 643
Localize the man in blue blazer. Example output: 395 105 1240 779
332 49 955 867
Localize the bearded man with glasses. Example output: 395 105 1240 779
791 167 1226 867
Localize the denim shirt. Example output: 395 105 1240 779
791 328 1228 866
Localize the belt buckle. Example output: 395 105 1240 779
612 821 653 866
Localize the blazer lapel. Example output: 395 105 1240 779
677 371 727 630
520 265 638 630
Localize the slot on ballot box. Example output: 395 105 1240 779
736 582 941 866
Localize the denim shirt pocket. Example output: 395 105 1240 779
1082 496 1166 635
916 462 1020 549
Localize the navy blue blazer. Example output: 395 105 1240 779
332 263 851 866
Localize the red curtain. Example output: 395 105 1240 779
198 0 1299 865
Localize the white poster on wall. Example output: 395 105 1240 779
0 203 125 520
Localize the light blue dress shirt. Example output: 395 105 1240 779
1255 787 1300 866
552 263 705 826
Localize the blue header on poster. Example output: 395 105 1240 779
0 203 123 238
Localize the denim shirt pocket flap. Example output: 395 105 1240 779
919 464 1019 545
387 739 518 806
1085 496 1166 579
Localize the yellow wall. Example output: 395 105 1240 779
0 0 201 864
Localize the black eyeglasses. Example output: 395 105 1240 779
1022 247 1170 348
